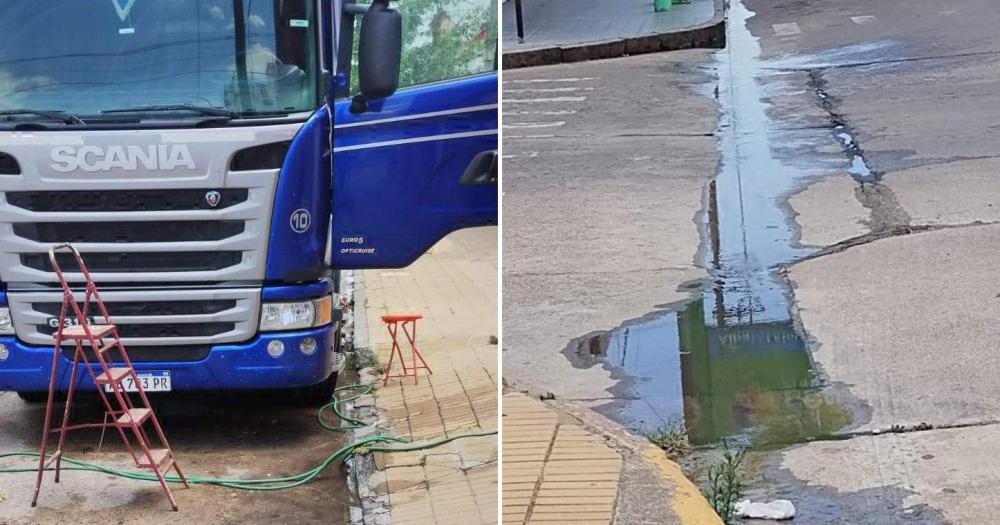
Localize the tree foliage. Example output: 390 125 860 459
350 0 496 93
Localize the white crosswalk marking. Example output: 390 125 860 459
502 151 539 159
503 122 566 129
772 22 801 36
502 77 596 160
503 77 597 84
504 86 595 94
503 97 587 103
506 110 578 115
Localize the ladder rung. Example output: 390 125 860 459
97 340 118 354
137 448 171 469
43 450 62 469
57 324 115 340
116 408 151 427
95 367 132 384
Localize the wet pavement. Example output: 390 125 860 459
503 0 1000 520
0 387 350 524
565 0 860 449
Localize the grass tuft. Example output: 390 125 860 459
645 423 691 459
704 444 747 524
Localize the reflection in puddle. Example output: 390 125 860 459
571 0 853 448
575 299 849 447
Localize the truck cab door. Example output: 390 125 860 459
330 0 498 269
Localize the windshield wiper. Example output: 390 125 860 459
101 104 238 119
0 109 85 125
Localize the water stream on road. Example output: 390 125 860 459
568 0 852 448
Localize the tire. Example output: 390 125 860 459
294 370 339 406
294 273 345 406
17 391 47 403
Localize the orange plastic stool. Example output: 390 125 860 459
381 314 432 385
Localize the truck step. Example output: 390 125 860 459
94 367 132 385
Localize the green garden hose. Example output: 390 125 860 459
0 383 497 492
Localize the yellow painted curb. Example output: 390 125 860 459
641 445 724 525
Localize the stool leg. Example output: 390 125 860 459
406 321 418 385
383 322 400 386
404 320 432 383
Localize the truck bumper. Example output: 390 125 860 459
0 324 336 392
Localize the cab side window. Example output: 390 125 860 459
397 0 498 88
350 0 497 94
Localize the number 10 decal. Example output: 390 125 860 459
290 209 312 233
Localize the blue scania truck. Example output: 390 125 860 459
0 0 498 400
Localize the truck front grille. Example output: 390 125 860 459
22 251 243 273
41 322 235 339
31 299 237 317
6 189 249 212
61 345 211 363
0 170 276 285
7 288 260 347
14 221 246 243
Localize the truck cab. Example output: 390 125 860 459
0 0 498 399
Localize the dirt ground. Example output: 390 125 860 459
0 378 352 524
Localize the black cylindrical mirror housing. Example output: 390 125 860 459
358 0 402 101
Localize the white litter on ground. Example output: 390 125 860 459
735 499 796 520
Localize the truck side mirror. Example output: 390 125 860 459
357 0 402 102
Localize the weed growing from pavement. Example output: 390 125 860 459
645 423 691 459
360 349 379 368
704 445 747 524
489 335 498 345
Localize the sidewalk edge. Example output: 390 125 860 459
640 446 724 525
548 397 724 525
502 0 727 69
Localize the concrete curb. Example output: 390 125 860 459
549 398 724 524
502 0 727 69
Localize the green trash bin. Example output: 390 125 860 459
654 0 671 12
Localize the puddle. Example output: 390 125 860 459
567 0 856 448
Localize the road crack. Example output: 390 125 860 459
807 69 912 232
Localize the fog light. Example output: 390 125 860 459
0 344 8 361
300 337 318 355
267 340 285 358
0 308 13 335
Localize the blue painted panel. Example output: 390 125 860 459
264 107 332 281
261 278 332 301
0 325 336 391
331 73 498 269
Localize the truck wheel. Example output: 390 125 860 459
17 391 47 403
294 371 339 405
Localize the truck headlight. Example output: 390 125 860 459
0 308 14 335
259 296 332 332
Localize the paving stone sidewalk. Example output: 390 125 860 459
503 392 723 525
358 227 499 524
502 0 717 51
502 393 622 524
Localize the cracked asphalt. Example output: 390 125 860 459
503 0 1000 522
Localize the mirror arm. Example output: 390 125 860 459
350 94 370 114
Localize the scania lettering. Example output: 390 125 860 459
49 145 197 173
0 0 498 400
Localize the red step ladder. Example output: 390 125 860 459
31 244 188 511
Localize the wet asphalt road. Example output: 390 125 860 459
0 385 350 524
504 0 1000 522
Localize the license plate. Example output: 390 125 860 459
104 371 171 392
48 317 95 329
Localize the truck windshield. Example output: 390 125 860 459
0 0 318 120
